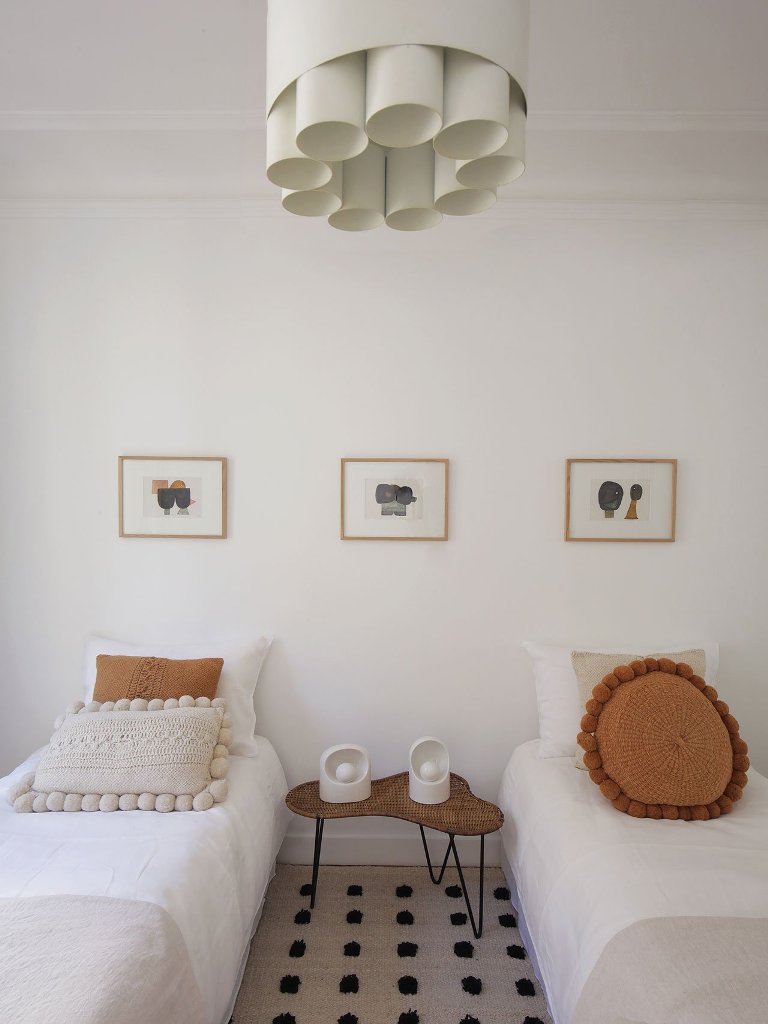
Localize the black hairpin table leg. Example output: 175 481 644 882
419 824 452 884
310 816 324 909
419 826 486 938
450 833 485 939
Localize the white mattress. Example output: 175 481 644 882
0 737 289 1024
499 739 768 1024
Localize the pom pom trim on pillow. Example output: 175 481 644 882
577 658 749 821
11 696 230 814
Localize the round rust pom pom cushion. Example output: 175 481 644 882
582 659 748 819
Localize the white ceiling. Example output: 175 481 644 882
1 0 767 205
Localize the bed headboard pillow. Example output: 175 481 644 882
83 636 271 756
523 641 719 759
578 658 748 820
570 648 707 769
93 655 223 703
10 697 231 813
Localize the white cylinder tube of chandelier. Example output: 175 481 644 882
328 143 385 232
266 82 333 191
295 52 368 162
366 44 443 149
434 50 510 160
267 1 529 119
385 143 442 231
455 86 526 188
434 155 496 216
282 163 342 216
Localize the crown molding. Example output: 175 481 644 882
530 110 768 133
0 198 279 218
1 109 767 133
0 110 264 132
490 199 768 221
1 197 767 222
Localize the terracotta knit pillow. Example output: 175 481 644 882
577 658 749 820
93 655 223 703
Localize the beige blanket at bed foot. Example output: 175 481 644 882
0 894 206 1024
574 916 768 1024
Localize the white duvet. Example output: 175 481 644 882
0 738 289 1024
499 740 768 1024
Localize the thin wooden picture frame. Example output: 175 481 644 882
565 458 677 542
118 456 227 539
341 458 449 541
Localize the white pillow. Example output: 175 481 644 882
82 636 271 757
523 640 720 759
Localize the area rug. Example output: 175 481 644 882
234 864 552 1024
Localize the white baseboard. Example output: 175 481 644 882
278 830 501 867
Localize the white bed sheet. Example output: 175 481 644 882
499 739 768 1024
0 737 289 1024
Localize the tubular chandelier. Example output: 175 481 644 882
266 0 529 231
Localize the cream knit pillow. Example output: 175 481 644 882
10 697 231 813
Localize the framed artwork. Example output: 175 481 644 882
565 458 677 542
341 458 449 541
118 456 227 538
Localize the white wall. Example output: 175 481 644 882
1 208 767 862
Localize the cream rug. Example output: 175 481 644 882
234 864 552 1024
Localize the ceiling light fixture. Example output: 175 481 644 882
266 0 529 231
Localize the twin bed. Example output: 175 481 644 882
0 738 289 1024
498 740 768 1024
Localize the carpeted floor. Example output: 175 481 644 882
234 864 552 1024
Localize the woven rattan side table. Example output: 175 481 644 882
286 771 504 938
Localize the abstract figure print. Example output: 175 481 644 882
566 459 674 542
593 479 648 522
155 479 192 516
625 483 643 520
375 483 418 517
143 477 203 519
597 481 623 519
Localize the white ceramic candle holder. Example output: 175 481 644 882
409 736 450 804
319 744 372 803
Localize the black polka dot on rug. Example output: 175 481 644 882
337 1015 358 1024
450 912 467 926
499 913 517 928
279 975 301 994
453 941 474 959
343 941 361 957
398 1012 419 1024
522 1018 545 1024
445 885 462 898
299 883 313 896
396 910 414 925
461 976 482 995
340 974 359 994
294 909 311 924
347 884 363 896
288 939 306 957
507 944 526 959
459 1016 480 1024
346 909 363 924
396 884 413 898
398 976 418 995
494 885 511 901
272 1014 296 1024
516 978 536 997
397 941 418 957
